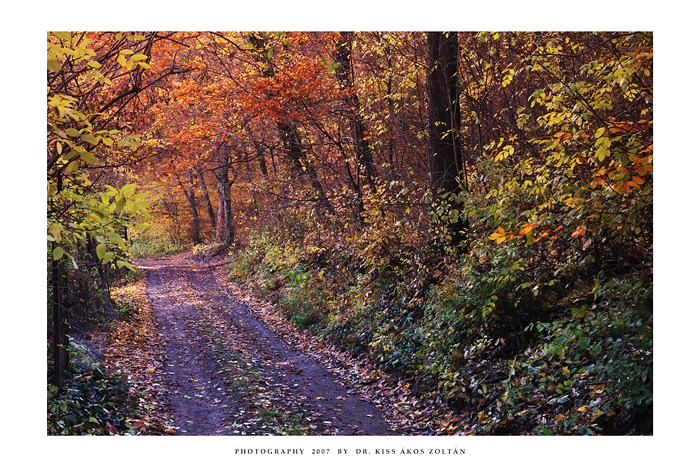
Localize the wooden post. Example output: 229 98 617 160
52 252 68 391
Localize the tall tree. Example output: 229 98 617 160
335 32 376 199
247 32 334 215
425 32 467 247
196 163 217 231
425 31 464 196
178 173 202 244
214 142 236 246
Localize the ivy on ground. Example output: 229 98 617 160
47 273 172 435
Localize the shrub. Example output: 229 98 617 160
47 347 138 435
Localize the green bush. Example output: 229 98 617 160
129 238 189 258
47 346 138 436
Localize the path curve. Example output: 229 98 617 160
138 257 397 436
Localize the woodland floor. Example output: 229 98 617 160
137 254 401 435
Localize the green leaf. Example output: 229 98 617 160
594 127 605 138
65 160 79 174
115 196 126 214
120 183 137 197
118 135 140 147
79 149 97 164
96 243 106 260
48 60 62 72
53 247 65 260
65 128 81 137
81 134 99 145
59 47 78 57
115 196 126 213
48 223 62 239
595 146 610 162
104 185 119 196
135 200 150 216
52 31 72 41
594 136 610 148
117 260 136 272
590 343 602 358
98 74 113 85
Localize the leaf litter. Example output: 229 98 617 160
97 251 478 435
132 254 398 435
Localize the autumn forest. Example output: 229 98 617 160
47 31 652 436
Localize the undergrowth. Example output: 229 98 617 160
48 273 151 436
228 199 652 435
47 346 139 435
129 238 189 258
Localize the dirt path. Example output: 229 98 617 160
138 257 398 436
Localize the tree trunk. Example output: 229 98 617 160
425 32 468 248
276 121 334 214
384 39 397 180
425 31 464 196
179 175 202 244
255 141 268 177
196 163 217 230
214 145 235 246
335 32 376 196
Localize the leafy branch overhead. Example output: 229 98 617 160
46 31 188 268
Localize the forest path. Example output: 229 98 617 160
137 256 397 436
